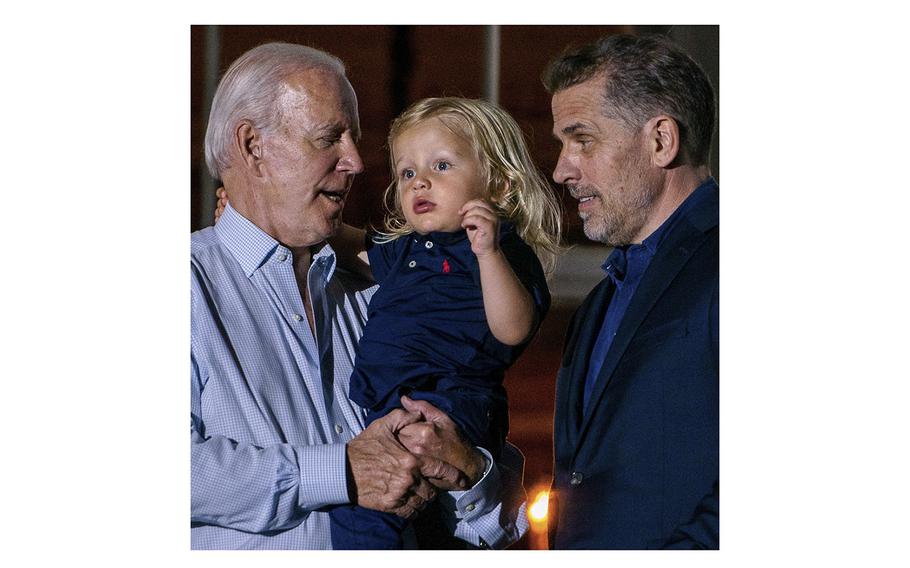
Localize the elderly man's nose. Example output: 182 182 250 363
339 142 364 174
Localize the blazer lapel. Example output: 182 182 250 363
574 187 719 456
556 278 614 451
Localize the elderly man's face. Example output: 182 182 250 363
260 68 363 248
550 74 661 246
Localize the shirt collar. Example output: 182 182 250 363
214 203 337 280
413 229 469 246
601 176 718 277
411 221 517 246
215 204 281 277
601 247 628 284
600 178 717 282
310 241 338 281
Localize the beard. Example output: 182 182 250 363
576 182 659 247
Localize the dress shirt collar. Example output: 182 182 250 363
600 177 717 282
215 203 337 280
602 247 629 285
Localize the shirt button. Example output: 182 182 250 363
292 313 302 322
277 253 287 262
408 260 417 268
334 424 343 434
570 472 584 486
465 502 476 512
425 241 434 249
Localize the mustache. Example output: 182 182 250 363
567 184 600 199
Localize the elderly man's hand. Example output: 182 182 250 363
347 407 467 519
214 187 228 223
397 396 486 490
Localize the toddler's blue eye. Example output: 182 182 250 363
402 169 415 179
437 161 450 171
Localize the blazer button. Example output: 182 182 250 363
570 472 584 486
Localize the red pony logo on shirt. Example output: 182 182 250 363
442 259 451 273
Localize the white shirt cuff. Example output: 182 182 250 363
295 442 350 510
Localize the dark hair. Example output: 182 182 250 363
542 34 716 166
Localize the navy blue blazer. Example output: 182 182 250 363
549 181 719 549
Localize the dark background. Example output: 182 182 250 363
189 25 719 548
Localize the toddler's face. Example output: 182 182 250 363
392 118 486 234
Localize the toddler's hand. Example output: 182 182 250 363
459 199 500 258
214 187 229 223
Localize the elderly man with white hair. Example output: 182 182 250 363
191 42 527 549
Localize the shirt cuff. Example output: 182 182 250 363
448 447 497 518
445 447 520 548
295 442 350 510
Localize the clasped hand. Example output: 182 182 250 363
346 396 485 520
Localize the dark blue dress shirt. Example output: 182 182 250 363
582 178 718 413
349 224 550 456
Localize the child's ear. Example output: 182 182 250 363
488 173 510 204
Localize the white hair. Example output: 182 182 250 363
203 42 347 179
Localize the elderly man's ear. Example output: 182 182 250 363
234 121 265 176
646 115 682 169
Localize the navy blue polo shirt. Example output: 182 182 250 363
349 224 550 454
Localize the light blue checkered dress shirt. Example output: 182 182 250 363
191 205 527 549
